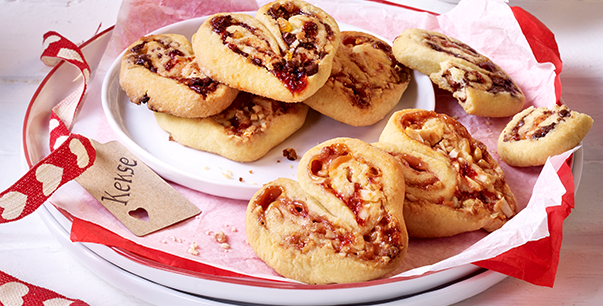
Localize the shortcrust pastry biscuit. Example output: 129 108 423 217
375 109 518 238
392 29 524 117
303 31 412 126
246 138 408 284
119 34 238 118
192 0 340 103
498 104 593 167
154 92 308 162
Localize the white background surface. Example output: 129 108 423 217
1 0 602 305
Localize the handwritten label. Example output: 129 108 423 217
76 140 200 236
101 157 136 206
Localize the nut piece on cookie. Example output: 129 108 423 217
119 34 238 118
304 31 412 126
192 0 341 102
154 92 308 162
498 104 593 167
246 138 408 284
392 28 524 117
375 109 518 238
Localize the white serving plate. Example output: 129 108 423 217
101 14 436 200
23 17 496 306
23 10 583 306
39 202 508 306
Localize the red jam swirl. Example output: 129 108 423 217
331 34 410 109
503 107 572 142
254 184 403 261
129 37 219 97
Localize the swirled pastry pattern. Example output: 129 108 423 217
246 138 408 284
498 104 593 167
119 34 238 118
304 31 411 126
192 0 340 102
375 109 518 238
393 29 524 117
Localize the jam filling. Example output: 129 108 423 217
129 37 219 97
309 144 384 226
331 34 410 108
398 110 510 213
425 34 485 69
211 2 337 94
210 14 314 93
266 2 335 40
253 184 403 261
503 107 572 142
442 64 521 99
426 33 521 97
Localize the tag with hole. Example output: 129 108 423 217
75 140 200 236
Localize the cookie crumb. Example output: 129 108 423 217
231 227 238 233
214 231 227 243
222 170 233 178
239 177 244 182
282 148 298 161
221 243 230 249
249 170 254 174
188 242 199 256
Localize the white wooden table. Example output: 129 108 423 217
1 0 601 305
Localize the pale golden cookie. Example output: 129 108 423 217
192 0 340 102
498 104 593 167
375 109 518 238
154 92 308 162
393 29 524 117
246 138 408 284
303 31 411 126
119 34 238 118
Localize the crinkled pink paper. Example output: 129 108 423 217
51 0 569 282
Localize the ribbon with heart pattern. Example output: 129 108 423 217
0 31 96 223
0 270 89 306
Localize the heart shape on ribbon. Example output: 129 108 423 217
192 0 341 102
245 138 408 284
0 282 29 306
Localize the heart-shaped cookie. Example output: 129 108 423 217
498 104 593 167
154 92 308 162
192 0 340 103
374 109 518 238
245 138 408 284
393 29 525 117
304 31 412 126
119 34 238 118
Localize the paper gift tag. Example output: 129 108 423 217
76 139 200 236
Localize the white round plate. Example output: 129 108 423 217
23 10 582 306
101 14 435 200
23 17 499 306
39 202 507 306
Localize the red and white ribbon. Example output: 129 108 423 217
0 270 89 306
0 32 96 224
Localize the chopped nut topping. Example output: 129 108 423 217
214 231 228 243
282 148 298 160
